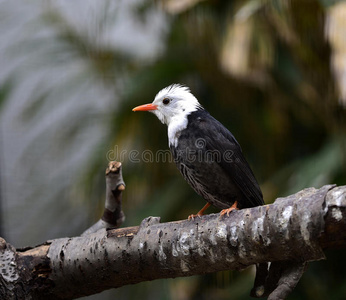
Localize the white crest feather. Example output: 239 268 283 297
151 84 203 146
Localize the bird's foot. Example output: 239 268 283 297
188 203 211 220
188 213 202 221
220 201 238 217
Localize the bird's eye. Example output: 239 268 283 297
162 98 170 105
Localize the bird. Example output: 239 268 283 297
132 84 264 219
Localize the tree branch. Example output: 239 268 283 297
0 161 345 299
82 161 125 236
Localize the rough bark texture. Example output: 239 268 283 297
0 161 345 300
82 161 125 236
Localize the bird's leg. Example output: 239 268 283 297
220 201 238 217
188 203 211 220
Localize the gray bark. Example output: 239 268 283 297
0 162 345 300
82 161 125 236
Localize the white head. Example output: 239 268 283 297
133 84 203 146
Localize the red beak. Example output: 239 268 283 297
132 103 158 112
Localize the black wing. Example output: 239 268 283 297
189 111 264 207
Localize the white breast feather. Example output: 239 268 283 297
168 116 188 147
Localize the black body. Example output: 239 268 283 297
170 109 263 209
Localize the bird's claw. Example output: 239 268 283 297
188 214 201 221
219 207 238 218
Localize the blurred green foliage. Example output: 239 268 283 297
1 0 345 299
